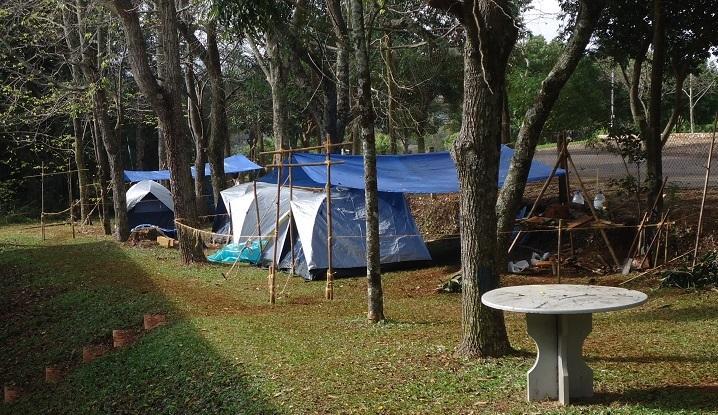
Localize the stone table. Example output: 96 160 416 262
481 284 647 405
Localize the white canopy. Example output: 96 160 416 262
126 180 174 212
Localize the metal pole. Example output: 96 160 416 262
692 114 718 267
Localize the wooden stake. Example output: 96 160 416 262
566 152 621 268
325 136 334 300
270 164 283 305
288 148 296 277
557 219 562 283
41 162 45 241
692 113 717 267
638 209 670 269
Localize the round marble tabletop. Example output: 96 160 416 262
481 284 648 314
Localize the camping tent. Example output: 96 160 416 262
126 180 175 231
215 182 431 280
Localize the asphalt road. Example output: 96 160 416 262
534 134 715 188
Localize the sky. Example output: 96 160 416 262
523 0 563 40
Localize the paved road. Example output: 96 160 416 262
534 134 715 188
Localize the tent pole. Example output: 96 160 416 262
41 162 45 241
270 163 283 305
325 136 334 300
68 158 75 239
557 219 562 283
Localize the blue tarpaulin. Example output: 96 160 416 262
124 154 261 182
261 145 563 193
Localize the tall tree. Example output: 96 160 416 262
351 0 385 323
428 0 517 357
496 0 606 256
102 0 205 263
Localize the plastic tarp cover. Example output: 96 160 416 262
207 240 268 265
274 145 564 193
124 154 261 182
126 180 174 211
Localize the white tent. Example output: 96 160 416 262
126 180 174 211
125 180 175 230
219 182 431 280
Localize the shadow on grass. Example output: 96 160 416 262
0 239 280 415
588 354 715 364
584 384 718 412
627 304 718 323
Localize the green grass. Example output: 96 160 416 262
1 223 717 414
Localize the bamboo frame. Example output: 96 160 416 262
623 176 669 272
692 113 717 267
507 146 566 254
638 209 671 269
260 141 353 155
566 152 621 268
325 137 335 300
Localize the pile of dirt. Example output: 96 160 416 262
126 227 163 247
408 194 459 241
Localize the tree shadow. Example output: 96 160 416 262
579 384 718 412
623 305 718 323
0 239 280 414
588 354 715 364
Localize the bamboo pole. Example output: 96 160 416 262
692 113 718 267
41 162 45 241
265 161 344 168
507 146 566 254
288 147 296 277
566 152 621 268
260 141 353 155
253 181 262 241
557 219 562 283
68 159 75 239
270 164 283 305
325 137 334 300
638 209 670 269
664 222 669 264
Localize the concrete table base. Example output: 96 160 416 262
526 313 593 405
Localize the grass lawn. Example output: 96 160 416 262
1 223 716 414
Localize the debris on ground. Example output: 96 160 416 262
436 272 462 293
661 251 718 289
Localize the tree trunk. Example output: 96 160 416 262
102 0 205 262
646 0 665 211
92 118 113 235
351 0 385 323
495 0 605 257
453 40 512 358
72 117 89 222
383 33 398 154
500 84 511 144
135 124 146 170
326 0 350 143
206 21 228 207
267 31 290 157
184 55 208 218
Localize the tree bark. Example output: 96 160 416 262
92 118 113 235
326 0 351 142
495 0 605 257
430 0 518 358
102 0 205 262
184 54 208 218
646 0 665 211
351 0 385 323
